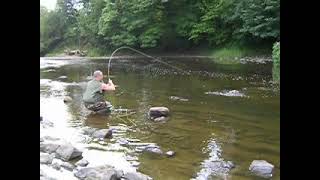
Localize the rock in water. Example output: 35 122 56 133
40 153 54 164
165 151 175 157
123 172 153 180
55 142 82 161
74 165 123 179
223 161 235 169
249 160 274 178
144 146 163 155
58 76 67 79
153 116 169 122
148 107 169 119
75 159 89 167
63 96 72 103
92 129 113 139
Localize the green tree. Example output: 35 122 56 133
98 0 166 48
230 0 280 41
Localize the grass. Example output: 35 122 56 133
210 45 271 64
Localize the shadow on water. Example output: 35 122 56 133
40 57 279 180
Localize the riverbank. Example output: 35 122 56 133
43 45 272 65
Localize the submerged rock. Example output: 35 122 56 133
92 129 113 139
55 142 82 161
148 107 169 119
74 165 123 180
123 172 153 180
249 160 274 178
153 116 169 122
143 146 163 155
75 159 89 167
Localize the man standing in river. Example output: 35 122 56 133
83 70 116 114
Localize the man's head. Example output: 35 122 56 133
93 70 103 81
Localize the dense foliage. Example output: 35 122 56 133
272 41 280 82
40 0 280 56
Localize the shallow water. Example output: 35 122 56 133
40 57 279 180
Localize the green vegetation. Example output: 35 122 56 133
210 44 271 64
272 42 280 82
40 0 280 57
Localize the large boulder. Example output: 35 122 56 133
249 160 274 178
148 107 169 120
40 153 55 164
74 165 123 180
55 142 82 161
122 172 153 180
92 129 113 139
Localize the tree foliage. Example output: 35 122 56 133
272 41 280 82
40 0 280 55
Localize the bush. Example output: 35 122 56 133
272 41 280 82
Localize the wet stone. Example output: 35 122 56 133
165 151 175 157
249 160 274 178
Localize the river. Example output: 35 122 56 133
40 57 279 180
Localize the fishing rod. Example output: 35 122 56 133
107 46 189 80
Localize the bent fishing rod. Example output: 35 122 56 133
106 46 190 80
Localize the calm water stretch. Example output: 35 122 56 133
40 57 279 180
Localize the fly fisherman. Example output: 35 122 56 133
83 70 116 114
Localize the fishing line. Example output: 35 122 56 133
106 46 190 79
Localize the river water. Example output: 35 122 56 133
40 57 279 180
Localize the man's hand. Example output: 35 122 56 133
102 79 116 91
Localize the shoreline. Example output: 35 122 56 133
41 55 272 64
